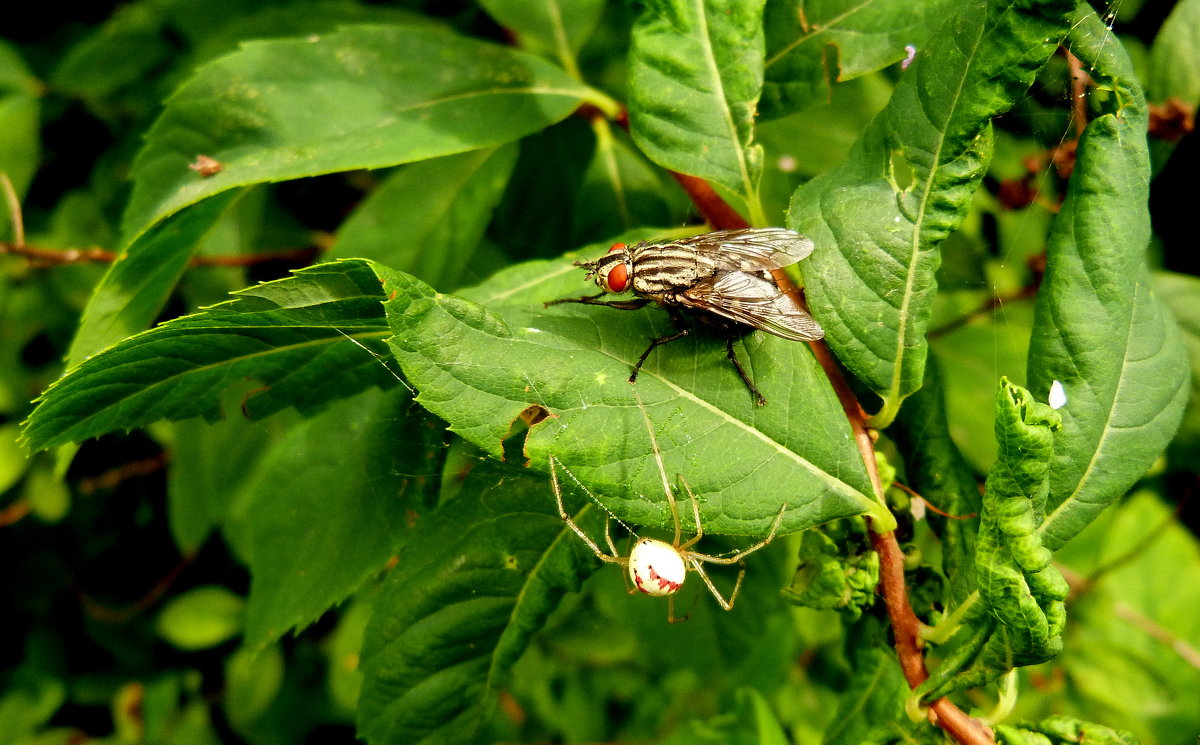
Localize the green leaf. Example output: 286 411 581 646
0 39 40 238
240 387 427 647
356 458 594 745
379 257 888 536
166 397 298 553
572 120 679 240
1155 271 1200 467
65 190 244 367
156 585 245 650
1146 0 1200 105
1027 11 1190 551
0 668 66 741
890 359 981 607
782 518 878 620
659 687 790 745
328 145 518 289
975 379 1067 668
761 0 959 118
995 715 1138 745
224 644 284 730
1053 490 1200 744
478 0 604 71
22 260 395 452
931 301 1036 472
0 423 26 494
51 1 172 104
627 0 767 220
122 24 602 243
822 618 908 745
789 0 1073 426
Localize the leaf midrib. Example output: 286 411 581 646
763 0 876 68
690 0 754 201
882 29 982 419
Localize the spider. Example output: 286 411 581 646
549 394 786 622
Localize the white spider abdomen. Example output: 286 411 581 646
629 538 686 596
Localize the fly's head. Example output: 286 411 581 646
575 242 633 294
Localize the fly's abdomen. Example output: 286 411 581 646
628 244 720 295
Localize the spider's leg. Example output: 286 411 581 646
603 518 635 593
634 389 682 545
603 514 621 557
688 556 746 612
550 454 624 564
678 474 705 551
694 503 787 565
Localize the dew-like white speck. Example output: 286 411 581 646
1049 380 1067 410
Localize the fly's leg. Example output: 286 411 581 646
725 337 767 406
630 329 689 383
545 294 651 310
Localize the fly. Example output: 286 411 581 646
546 228 823 405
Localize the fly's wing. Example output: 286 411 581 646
678 271 825 341
672 228 815 272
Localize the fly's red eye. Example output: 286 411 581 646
608 242 626 253
605 263 629 293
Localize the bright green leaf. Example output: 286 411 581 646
996 715 1138 745
761 0 959 118
1052 490 1200 744
0 423 26 494
975 379 1067 668
790 0 1073 426
1027 11 1189 551
0 668 65 741
356 458 594 745
51 2 172 104
329 145 518 289
65 190 245 367
0 39 39 240
1146 0 1200 105
24 464 70 524
572 119 678 240
628 0 767 220
782 519 878 620
224 644 284 730
379 257 888 536
1155 271 1200 467
478 0 604 72
23 260 396 452
239 386 432 647
327 595 375 713
823 618 908 745
156 585 245 650
891 360 982 606
166 395 298 553
123 24 603 243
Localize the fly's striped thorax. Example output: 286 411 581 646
627 243 722 295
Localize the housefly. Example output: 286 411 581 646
546 228 823 405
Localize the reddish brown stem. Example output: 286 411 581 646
1 241 321 268
699 199 994 744
1065 49 1089 139
76 551 196 623
667 172 751 230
